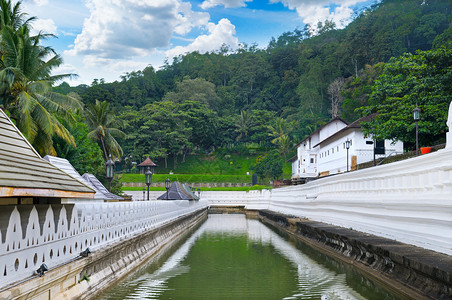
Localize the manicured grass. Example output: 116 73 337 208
121 185 272 192
129 152 292 177
120 173 253 184
155 153 258 175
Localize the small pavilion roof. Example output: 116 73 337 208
44 155 104 200
137 157 157 167
157 181 198 200
82 173 123 201
0 109 95 198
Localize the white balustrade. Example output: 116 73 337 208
203 149 452 256
0 200 207 289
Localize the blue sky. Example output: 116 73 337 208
21 0 377 86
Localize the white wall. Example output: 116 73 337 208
205 148 452 256
318 130 404 175
0 200 208 289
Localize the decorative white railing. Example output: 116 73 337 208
204 149 452 256
0 200 207 289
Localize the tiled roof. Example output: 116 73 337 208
0 109 95 198
82 173 123 201
294 117 348 148
314 113 378 147
44 155 104 200
157 181 198 200
137 157 157 167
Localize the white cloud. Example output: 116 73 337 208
200 0 252 9
175 2 210 35
27 0 49 5
270 0 368 29
30 18 58 35
67 0 210 60
166 18 239 59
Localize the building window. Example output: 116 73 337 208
337 146 339 151
310 158 314 164
332 148 334 154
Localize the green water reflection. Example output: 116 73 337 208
99 214 399 300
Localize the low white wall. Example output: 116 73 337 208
204 149 452 256
0 200 208 289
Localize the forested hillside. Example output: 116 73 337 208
53 0 451 173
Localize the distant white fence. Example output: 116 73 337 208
0 200 207 289
204 149 452 256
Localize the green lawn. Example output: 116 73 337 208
155 153 260 175
120 174 253 184
121 185 272 192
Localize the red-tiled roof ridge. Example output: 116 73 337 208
138 157 157 167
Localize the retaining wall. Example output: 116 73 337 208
205 148 452 256
0 200 208 298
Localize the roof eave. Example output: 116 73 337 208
0 187 95 198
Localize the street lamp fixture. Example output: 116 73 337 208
105 154 115 192
413 106 420 156
145 167 153 201
36 263 48 277
345 139 351 172
165 176 171 200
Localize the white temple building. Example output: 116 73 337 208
291 115 404 183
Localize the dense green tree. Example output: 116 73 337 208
341 63 384 122
163 77 221 112
53 114 104 175
51 0 451 162
251 150 284 182
358 46 452 148
85 100 126 160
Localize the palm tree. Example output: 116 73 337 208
268 117 292 145
0 0 35 31
0 0 80 155
275 134 292 161
235 110 252 142
85 99 125 160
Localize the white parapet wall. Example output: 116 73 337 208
204 149 452 256
0 200 208 289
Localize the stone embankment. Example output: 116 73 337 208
255 209 451 300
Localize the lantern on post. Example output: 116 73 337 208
145 167 152 200
165 176 171 200
413 106 420 156
345 139 351 172
105 154 115 192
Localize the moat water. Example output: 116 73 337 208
99 214 399 300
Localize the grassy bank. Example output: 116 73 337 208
122 152 292 178
120 173 253 184
121 185 271 192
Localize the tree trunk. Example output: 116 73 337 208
100 136 108 160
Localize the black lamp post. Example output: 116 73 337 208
145 167 152 200
105 154 114 192
142 187 145 201
165 176 171 200
345 139 351 172
197 188 201 199
413 106 420 156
